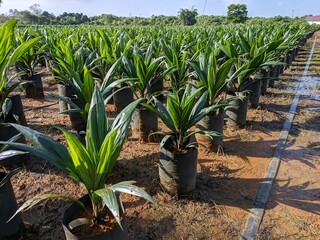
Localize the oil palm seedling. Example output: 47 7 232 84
53 55 125 132
2 87 156 239
121 44 169 101
121 44 174 141
144 84 227 195
15 29 46 98
190 51 235 150
0 19 40 124
50 37 97 111
161 38 195 92
0 19 40 165
219 35 284 125
90 28 134 82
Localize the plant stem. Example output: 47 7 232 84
91 198 99 224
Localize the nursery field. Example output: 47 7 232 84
0 20 320 240
4 30 319 240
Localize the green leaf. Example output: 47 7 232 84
5 37 41 79
82 66 95 104
58 127 94 189
86 86 107 156
110 181 157 206
100 57 122 91
0 124 77 180
0 150 26 162
95 99 141 188
0 132 22 152
95 188 122 227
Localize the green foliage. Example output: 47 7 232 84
190 52 234 105
227 4 248 23
57 12 89 25
121 44 173 101
0 4 315 26
15 29 46 77
161 37 195 91
7 7 90 25
144 84 227 152
0 19 40 123
53 56 125 118
196 15 227 26
0 17 316 230
1 87 156 227
0 134 26 179
178 8 198 26
218 26 288 91
0 134 24 189
91 14 181 26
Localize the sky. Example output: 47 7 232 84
0 0 319 18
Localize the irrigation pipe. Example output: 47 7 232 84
240 37 317 240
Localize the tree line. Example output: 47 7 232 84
0 3 308 25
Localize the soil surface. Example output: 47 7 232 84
2 33 319 239
257 33 320 240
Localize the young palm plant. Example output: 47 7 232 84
144 84 226 195
91 28 133 82
2 87 156 237
0 19 40 167
121 44 173 141
220 34 284 93
190 52 234 106
0 19 40 123
15 32 46 99
53 56 126 131
15 29 47 76
161 38 192 92
219 37 283 125
121 44 167 100
190 52 234 150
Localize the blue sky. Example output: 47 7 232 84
0 0 319 18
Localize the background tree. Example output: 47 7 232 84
29 3 42 16
0 2 305 26
196 15 227 25
57 12 89 25
178 7 198 26
227 4 248 23
40 11 56 24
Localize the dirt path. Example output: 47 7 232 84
257 33 320 239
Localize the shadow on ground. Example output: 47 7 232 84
266 179 320 215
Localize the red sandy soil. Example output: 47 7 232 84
258 34 320 240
